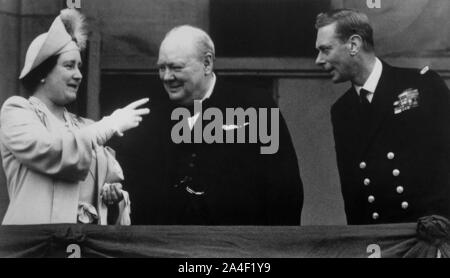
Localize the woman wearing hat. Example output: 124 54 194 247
0 9 149 225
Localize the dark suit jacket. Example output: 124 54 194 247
332 62 450 225
117 77 303 225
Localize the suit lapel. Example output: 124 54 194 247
202 77 223 110
346 86 361 122
341 87 366 153
358 63 396 158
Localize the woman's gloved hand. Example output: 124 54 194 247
101 183 124 206
105 98 150 136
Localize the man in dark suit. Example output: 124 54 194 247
123 25 303 225
315 9 450 224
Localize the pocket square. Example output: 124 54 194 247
222 122 250 131
394 88 420 115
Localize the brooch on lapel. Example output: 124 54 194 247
394 88 420 115
222 122 250 131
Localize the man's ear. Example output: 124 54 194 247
203 53 214 75
347 34 363 56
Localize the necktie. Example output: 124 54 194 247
360 89 371 108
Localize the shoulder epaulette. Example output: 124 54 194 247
420 66 430 75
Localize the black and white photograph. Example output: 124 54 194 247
0 0 449 262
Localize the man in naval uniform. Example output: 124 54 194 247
122 25 303 225
314 9 450 224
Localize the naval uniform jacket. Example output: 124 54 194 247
332 62 450 225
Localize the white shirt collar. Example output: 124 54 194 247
354 57 383 102
188 74 216 129
200 73 216 103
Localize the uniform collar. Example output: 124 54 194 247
354 57 383 96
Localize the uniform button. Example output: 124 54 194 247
372 212 379 220
396 186 404 194
359 162 367 169
191 153 197 158
173 184 179 188
402 202 409 210
189 163 195 168
393 169 400 177
364 178 371 186
368 195 375 203
387 152 395 160
180 177 187 184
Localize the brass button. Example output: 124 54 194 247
364 178 371 186
368 195 375 203
359 162 367 169
393 169 400 177
189 163 195 168
396 186 404 194
387 152 395 160
401 202 409 210
372 212 379 220
191 153 197 158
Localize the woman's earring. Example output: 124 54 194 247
40 79 46 84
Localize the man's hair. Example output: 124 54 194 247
164 25 215 61
315 9 374 52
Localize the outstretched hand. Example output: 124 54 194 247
109 98 150 136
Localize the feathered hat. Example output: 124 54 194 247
19 9 88 79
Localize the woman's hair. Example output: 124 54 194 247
21 55 59 95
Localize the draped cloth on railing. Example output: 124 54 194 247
381 215 450 258
0 216 448 258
